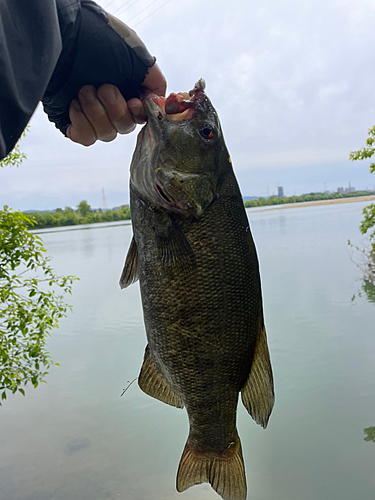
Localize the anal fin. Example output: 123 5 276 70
138 345 184 409
241 325 275 428
177 431 247 500
119 235 138 289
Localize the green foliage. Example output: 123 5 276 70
243 190 374 209
349 125 375 174
349 127 375 278
0 129 27 168
77 200 91 217
26 204 131 229
0 143 26 168
1 130 77 403
364 426 375 443
361 280 375 304
0 206 77 402
359 204 375 236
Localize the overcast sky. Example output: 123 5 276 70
2 0 375 211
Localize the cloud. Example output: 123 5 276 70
2 0 375 209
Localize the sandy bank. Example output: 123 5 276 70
247 194 375 212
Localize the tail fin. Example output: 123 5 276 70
176 432 247 500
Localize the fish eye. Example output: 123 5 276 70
200 124 215 140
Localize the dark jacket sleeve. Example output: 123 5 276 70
42 1 155 135
0 0 80 160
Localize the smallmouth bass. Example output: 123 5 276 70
121 80 274 500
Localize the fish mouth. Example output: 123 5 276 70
143 78 206 124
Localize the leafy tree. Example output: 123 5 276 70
23 204 132 230
77 200 91 217
1 137 77 403
349 126 375 281
0 208 76 402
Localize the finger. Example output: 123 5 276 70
97 84 137 134
66 99 97 146
142 63 167 96
127 97 147 124
78 85 117 142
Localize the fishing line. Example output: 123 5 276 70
112 0 138 16
133 0 174 28
126 0 161 23
102 0 117 10
120 377 138 396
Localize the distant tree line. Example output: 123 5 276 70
244 190 375 208
25 200 131 229
24 191 375 230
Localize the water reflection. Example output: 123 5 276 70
361 280 375 304
1 204 375 500
352 279 375 305
363 427 375 443
63 437 92 456
82 234 95 259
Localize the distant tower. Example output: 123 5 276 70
102 187 108 209
277 186 284 198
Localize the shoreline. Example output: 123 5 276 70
246 194 375 212
32 220 131 234
31 194 375 233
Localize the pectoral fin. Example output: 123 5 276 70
241 325 275 428
119 236 139 289
154 217 196 272
138 345 184 409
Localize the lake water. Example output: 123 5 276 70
1 202 374 500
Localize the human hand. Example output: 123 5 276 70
42 1 166 145
66 63 166 146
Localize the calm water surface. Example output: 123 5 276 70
1 202 374 500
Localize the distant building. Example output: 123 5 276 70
338 182 355 194
277 186 284 198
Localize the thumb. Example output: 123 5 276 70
142 63 167 96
